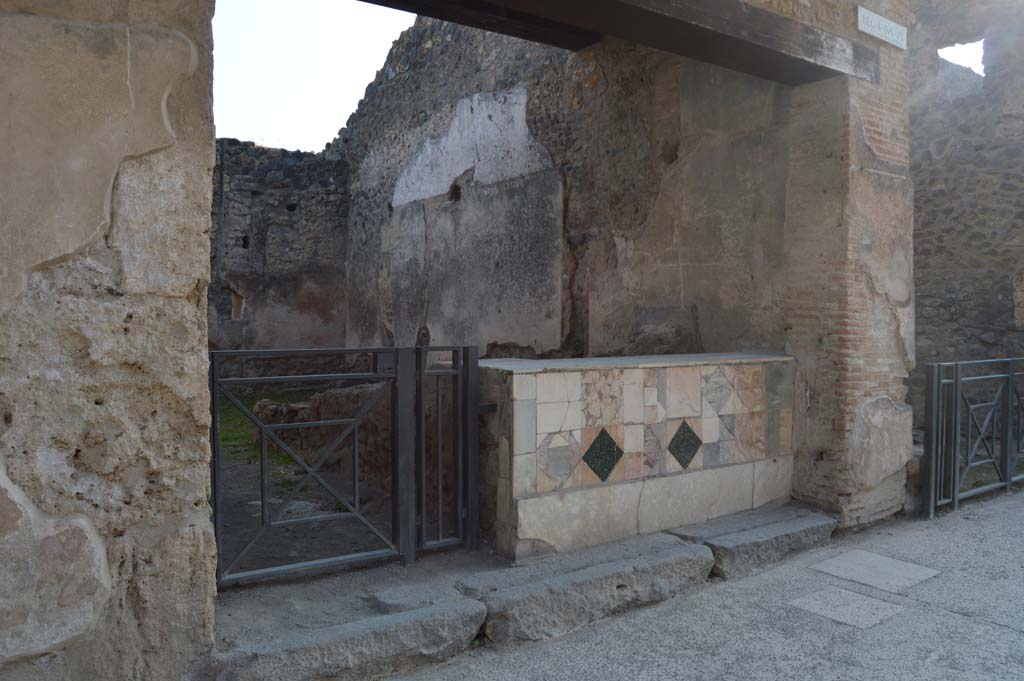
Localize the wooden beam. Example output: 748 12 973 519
492 0 880 84
357 0 879 86
357 0 599 51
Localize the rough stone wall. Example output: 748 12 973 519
330 17 792 358
908 5 1024 420
209 139 349 350
0 3 215 680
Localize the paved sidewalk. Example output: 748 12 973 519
394 492 1024 681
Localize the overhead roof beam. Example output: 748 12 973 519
360 0 880 85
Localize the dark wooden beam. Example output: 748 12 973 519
491 0 880 85
357 0 879 86
357 0 600 51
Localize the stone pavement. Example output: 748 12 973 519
392 492 1024 681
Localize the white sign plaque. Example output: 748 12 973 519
858 6 907 50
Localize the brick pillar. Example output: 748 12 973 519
786 20 915 527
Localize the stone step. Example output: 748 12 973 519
667 503 837 579
207 598 487 681
456 534 714 643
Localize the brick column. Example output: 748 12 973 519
785 11 915 527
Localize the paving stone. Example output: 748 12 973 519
473 541 713 643
788 586 905 629
667 503 836 579
810 549 940 593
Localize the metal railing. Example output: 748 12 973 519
925 358 1024 517
209 346 479 586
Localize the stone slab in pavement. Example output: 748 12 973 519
810 549 940 593
787 586 906 629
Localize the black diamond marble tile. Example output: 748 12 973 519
668 421 702 469
583 428 623 482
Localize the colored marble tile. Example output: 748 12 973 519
766 362 795 410
537 400 583 435
723 364 766 413
734 411 767 462
583 427 624 482
537 372 582 404
665 366 701 418
623 381 644 424
700 416 720 444
583 369 623 427
514 399 536 455
668 419 702 469
513 452 537 497
701 366 741 416
513 374 536 401
622 451 645 480
644 423 667 476
624 424 645 453
699 442 722 468
766 408 794 455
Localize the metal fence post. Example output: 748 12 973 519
924 364 938 518
461 346 481 550
395 347 418 564
1003 360 1015 492
209 353 223 584
952 363 962 511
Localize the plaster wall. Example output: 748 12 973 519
0 3 216 679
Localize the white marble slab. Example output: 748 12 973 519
788 587 905 629
811 550 940 593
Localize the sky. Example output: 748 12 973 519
213 0 415 151
938 40 985 76
213 3 986 151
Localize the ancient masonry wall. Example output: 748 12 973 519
329 16 792 360
0 3 216 680
908 7 1024 421
209 139 348 350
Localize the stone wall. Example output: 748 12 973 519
329 17 792 358
0 3 215 680
209 139 348 350
907 7 1024 420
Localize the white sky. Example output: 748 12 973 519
213 0 416 151
938 40 985 76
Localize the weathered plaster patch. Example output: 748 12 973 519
0 13 197 309
0 466 112 662
848 396 913 491
392 86 553 206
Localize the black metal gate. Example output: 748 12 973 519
925 358 1024 517
209 346 479 585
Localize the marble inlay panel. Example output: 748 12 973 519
624 423 645 453
623 380 644 424
734 411 767 462
513 374 536 401
643 423 666 476
537 400 582 435
514 398 536 455
723 364 766 413
701 366 742 416
513 452 537 497
583 369 624 427
537 372 582 404
665 366 701 418
582 425 624 484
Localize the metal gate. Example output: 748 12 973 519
925 358 1024 517
209 346 479 585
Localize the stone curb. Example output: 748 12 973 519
205 598 487 681
476 541 714 643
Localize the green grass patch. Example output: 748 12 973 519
215 389 317 465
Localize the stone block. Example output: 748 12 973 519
513 399 536 455
479 541 713 643
700 513 837 579
210 598 487 681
